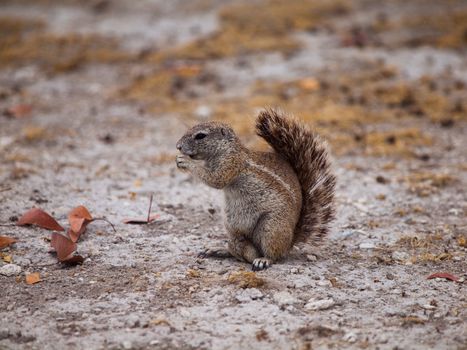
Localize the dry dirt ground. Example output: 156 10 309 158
0 1 466 349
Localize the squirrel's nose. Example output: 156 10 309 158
176 142 182 150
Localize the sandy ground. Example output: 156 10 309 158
0 1 466 349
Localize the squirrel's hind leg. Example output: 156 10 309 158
198 247 232 259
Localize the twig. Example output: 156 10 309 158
92 218 117 233
0 187 12 193
0 223 16 227
147 193 154 223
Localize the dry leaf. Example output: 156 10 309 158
427 272 459 282
61 255 84 265
0 236 17 249
17 208 64 231
50 231 84 265
25 272 41 285
6 104 32 118
3 255 12 263
51 232 77 261
68 205 93 242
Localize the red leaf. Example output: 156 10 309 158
427 272 459 282
51 232 77 261
123 214 160 225
0 236 17 249
6 104 32 118
61 255 84 265
17 208 64 231
68 205 93 242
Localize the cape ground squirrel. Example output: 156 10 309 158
176 109 336 270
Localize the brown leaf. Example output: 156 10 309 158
17 208 64 231
0 236 17 249
68 205 93 242
61 255 84 265
122 214 160 225
427 272 459 282
51 232 77 261
6 104 32 118
25 272 41 285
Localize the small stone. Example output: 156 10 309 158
420 304 436 310
125 314 141 328
391 251 409 262
343 331 358 343
305 298 335 311
359 242 375 249
317 279 332 287
235 288 263 302
122 340 132 349
273 291 297 306
306 254 317 262
13 257 31 267
293 280 310 289
179 308 190 317
290 268 299 274
0 264 21 276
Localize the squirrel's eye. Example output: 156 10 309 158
194 132 207 140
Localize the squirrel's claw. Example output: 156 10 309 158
252 258 272 271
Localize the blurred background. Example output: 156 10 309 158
1 0 466 153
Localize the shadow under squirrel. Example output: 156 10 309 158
176 109 336 271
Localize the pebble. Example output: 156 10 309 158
0 264 22 276
122 340 132 349
235 288 263 303
13 257 31 267
359 242 375 249
392 251 409 262
273 291 298 306
343 331 358 343
317 279 332 287
420 304 436 310
306 254 317 262
179 308 191 317
125 314 141 328
305 298 335 311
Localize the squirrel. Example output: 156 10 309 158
176 109 336 271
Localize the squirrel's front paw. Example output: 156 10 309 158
176 154 193 170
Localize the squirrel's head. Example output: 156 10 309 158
176 122 240 160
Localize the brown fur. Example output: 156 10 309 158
176 109 335 270
256 109 336 243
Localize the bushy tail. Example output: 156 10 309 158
256 109 336 243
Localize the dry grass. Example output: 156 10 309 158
227 270 265 289
401 9 467 49
151 0 350 62
0 17 132 73
405 172 457 197
364 128 433 157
